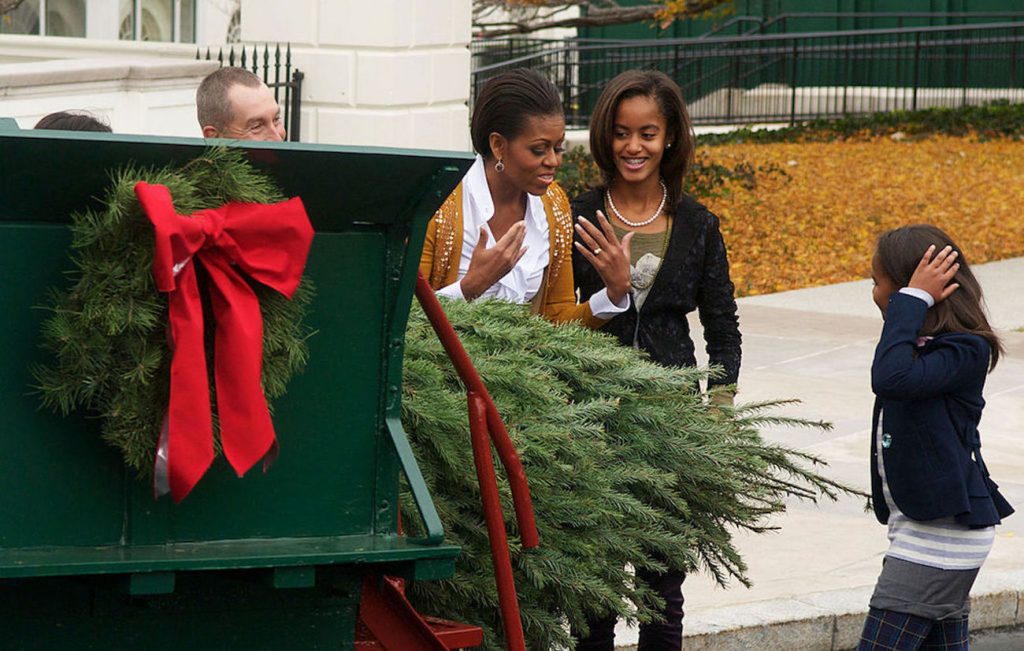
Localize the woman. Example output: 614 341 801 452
571 70 742 650
420 68 631 327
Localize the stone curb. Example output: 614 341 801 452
668 570 1024 651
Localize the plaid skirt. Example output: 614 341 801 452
858 607 969 650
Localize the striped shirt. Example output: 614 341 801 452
876 415 995 570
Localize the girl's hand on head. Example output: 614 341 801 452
460 222 528 301
908 244 961 304
574 210 633 304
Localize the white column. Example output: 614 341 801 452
133 0 142 40
194 0 237 46
85 0 121 40
240 0 471 150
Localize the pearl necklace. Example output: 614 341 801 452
606 181 667 228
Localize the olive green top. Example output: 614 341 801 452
612 224 669 265
611 221 671 310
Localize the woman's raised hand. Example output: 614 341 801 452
908 244 960 303
460 222 528 301
574 210 633 305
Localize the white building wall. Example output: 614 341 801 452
0 0 475 150
1 58 218 135
85 1 121 41
194 0 238 46
242 0 472 151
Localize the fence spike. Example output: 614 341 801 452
273 44 282 102
288 69 304 143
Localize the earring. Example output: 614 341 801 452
666 143 673 148
495 159 505 173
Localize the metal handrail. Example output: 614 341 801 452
751 11 1024 35
695 15 766 38
413 271 539 651
761 11 1024 20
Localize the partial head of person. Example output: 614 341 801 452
872 224 1002 369
34 110 111 132
196 67 285 142
471 68 565 197
589 69 696 211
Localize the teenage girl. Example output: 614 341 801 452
571 70 741 650
859 224 1014 650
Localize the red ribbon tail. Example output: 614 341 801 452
203 252 278 477
163 264 215 502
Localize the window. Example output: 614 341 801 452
0 0 40 36
119 0 195 43
0 0 193 41
47 0 86 37
0 0 85 38
226 8 240 44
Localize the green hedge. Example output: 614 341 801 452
556 146 788 202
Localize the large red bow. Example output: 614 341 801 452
134 182 314 502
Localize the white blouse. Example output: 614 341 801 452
437 156 627 317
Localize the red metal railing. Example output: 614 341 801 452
414 272 540 651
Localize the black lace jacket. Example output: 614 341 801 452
571 189 742 388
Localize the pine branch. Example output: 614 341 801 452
33 147 314 475
401 298 859 648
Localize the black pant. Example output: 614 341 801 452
573 568 685 651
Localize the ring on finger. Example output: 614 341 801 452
593 247 603 256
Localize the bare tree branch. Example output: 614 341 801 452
0 0 26 15
473 0 731 38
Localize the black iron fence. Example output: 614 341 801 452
197 43 304 142
471 13 1024 69
472 21 1024 127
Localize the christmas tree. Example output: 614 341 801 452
402 299 852 649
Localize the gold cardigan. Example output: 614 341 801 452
419 181 603 328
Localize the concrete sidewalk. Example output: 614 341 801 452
615 258 1024 650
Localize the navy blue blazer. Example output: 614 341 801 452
870 292 1013 528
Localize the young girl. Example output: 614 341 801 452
859 225 1014 650
571 70 741 650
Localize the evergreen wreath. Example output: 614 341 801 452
401 299 858 650
34 147 314 474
